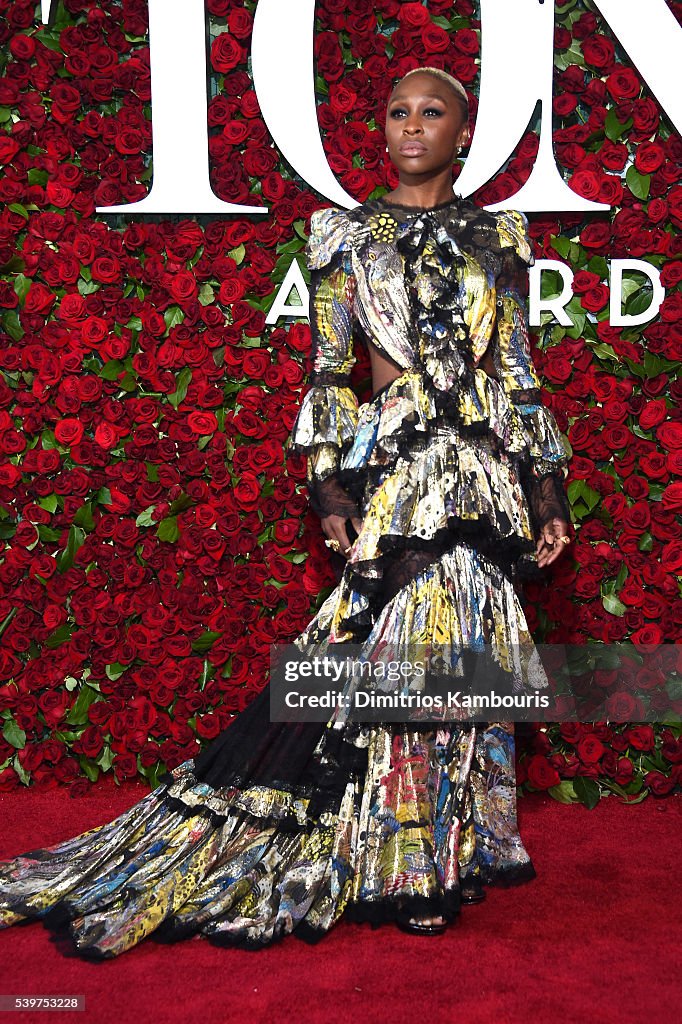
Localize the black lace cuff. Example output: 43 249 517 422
526 471 572 533
309 473 361 520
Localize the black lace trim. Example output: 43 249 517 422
308 370 353 388
522 467 572 533
308 473 361 519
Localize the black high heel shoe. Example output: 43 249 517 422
460 885 486 905
395 907 450 936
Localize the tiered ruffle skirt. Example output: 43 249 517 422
0 368 545 957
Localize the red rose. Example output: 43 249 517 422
211 33 245 73
54 418 84 446
582 35 615 70
606 67 641 101
570 170 601 202
24 283 56 315
94 422 119 450
579 222 611 250
576 734 604 764
625 725 655 751
645 771 675 796
186 411 217 435
581 284 609 312
243 350 270 378
398 3 430 27
526 754 560 790
661 541 682 573
234 475 261 511
661 480 682 513
0 137 20 165
656 422 682 450
170 272 198 304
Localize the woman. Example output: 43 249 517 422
0 68 572 955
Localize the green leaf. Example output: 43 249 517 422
45 623 73 649
191 630 223 653
13 753 30 784
105 662 128 681
540 270 563 300
602 593 626 617
164 306 185 330
170 492 193 515
588 255 609 280
666 677 682 701
198 282 215 306
142 761 167 790
156 516 179 543
228 244 245 266
2 309 24 342
0 608 17 639
553 40 585 71
73 502 95 531
638 531 653 552
136 506 156 528
567 480 600 510
97 487 112 506
2 718 26 749
56 525 86 573
626 165 651 200
605 108 633 142
78 758 100 783
550 236 572 259
97 746 114 772
37 525 61 543
167 367 192 410
38 494 59 513
8 203 28 219
547 780 577 804
119 372 137 392
99 359 124 381
77 278 100 296
13 273 31 305
66 683 101 725
573 776 601 809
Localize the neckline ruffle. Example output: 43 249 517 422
375 193 464 214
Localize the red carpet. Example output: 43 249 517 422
0 781 680 1024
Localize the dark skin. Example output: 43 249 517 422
322 74 571 925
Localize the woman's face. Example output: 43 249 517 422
385 73 469 181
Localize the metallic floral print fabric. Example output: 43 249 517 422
0 197 569 957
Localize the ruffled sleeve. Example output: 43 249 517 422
493 210 572 532
289 208 361 519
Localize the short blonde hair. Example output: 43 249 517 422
395 66 469 118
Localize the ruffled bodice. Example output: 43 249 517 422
290 194 571 585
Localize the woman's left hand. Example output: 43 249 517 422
536 518 572 568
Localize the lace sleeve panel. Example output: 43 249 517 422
289 210 361 520
492 212 572 531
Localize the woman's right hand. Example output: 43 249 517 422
321 513 364 559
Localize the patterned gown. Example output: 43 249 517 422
0 195 571 958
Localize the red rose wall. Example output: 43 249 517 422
0 0 680 806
